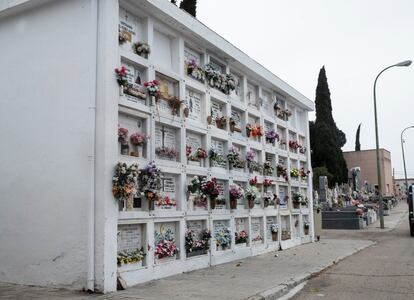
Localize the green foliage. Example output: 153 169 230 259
179 0 197 17
310 66 348 186
312 167 333 190
355 123 361 151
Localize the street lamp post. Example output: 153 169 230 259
401 126 414 201
373 60 412 229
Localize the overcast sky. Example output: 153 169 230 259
196 0 414 179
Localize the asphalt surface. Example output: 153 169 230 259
292 203 413 300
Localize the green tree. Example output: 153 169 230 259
179 0 197 17
310 66 348 186
355 123 361 151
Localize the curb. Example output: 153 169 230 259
245 241 376 300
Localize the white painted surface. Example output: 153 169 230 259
0 0 96 290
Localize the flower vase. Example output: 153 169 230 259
126 195 134 211
264 199 269 208
207 116 213 125
151 96 156 106
210 197 217 210
248 197 255 209
137 145 143 157
246 128 251 137
148 199 155 211
120 85 125 96
304 228 309 235
230 197 237 210
120 143 129 155
271 232 278 242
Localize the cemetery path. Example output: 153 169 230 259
0 203 407 300
292 202 412 300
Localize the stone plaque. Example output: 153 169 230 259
279 186 287 208
185 89 202 122
247 84 257 106
235 218 247 232
266 217 277 240
119 8 142 50
215 180 226 209
211 139 226 168
118 224 143 252
184 47 201 65
121 62 146 104
213 220 229 232
187 220 204 235
262 92 272 116
210 101 223 119
251 218 262 243
230 73 241 98
231 109 242 133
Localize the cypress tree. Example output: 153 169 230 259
310 66 348 186
179 0 197 17
355 123 361 151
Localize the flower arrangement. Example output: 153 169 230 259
235 230 248 244
289 140 300 151
204 63 236 95
281 229 291 240
247 157 263 173
214 228 232 249
200 178 219 198
299 146 307 154
185 229 211 254
227 146 240 164
144 80 160 99
115 66 128 86
187 176 203 193
112 162 139 202
263 193 275 207
118 30 129 45
118 126 129 144
292 192 303 209
277 165 289 181
245 185 259 208
229 117 241 133
274 103 292 121
252 235 263 242
117 247 146 266
138 161 162 208
229 184 244 209
300 168 310 179
186 146 208 161
263 179 273 187
186 59 205 82
303 222 310 230
290 168 300 178
245 123 263 138
229 184 244 199
133 41 151 58
209 147 226 167
130 132 149 146
246 150 255 162
215 116 227 129
263 161 274 176
265 129 279 144
155 146 178 160
167 97 184 116
249 176 258 186
154 228 179 259
270 224 279 233
156 195 177 208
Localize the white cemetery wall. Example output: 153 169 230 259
0 0 98 290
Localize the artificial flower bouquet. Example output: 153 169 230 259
186 59 205 82
185 229 211 255
235 230 248 244
214 228 232 250
154 228 179 260
265 129 279 144
133 41 151 58
117 247 146 266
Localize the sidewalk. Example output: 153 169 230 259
0 203 406 300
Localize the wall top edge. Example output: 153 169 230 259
125 0 314 111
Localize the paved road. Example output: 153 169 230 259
292 203 413 300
